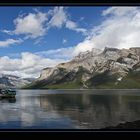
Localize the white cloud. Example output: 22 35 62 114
48 7 87 34
69 6 140 56
13 12 48 38
48 7 67 28
66 20 77 29
102 7 138 16
34 37 44 45
80 17 85 21
0 52 66 78
35 47 74 60
2 7 87 41
72 39 95 56
65 20 87 34
62 39 67 44
2 30 13 35
3 12 48 39
0 39 22 48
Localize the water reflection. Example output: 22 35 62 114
0 90 140 129
0 97 16 103
38 90 140 129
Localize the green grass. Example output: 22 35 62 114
22 81 45 89
23 81 82 89
43 82 82 89
115 71 140 89
86 70 118 88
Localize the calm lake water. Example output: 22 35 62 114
1 89 140 129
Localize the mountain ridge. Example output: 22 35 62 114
24 47 140 89
0 74 35 88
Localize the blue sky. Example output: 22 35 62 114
0 6 107 57
0 6 139 78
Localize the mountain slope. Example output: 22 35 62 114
0 74 35 88
24 47 140 89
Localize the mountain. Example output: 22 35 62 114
0 74 35 88
24 47 140 89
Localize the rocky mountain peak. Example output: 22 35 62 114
103 47 120 54
74 50 91 60
26 47 140 89
74 48 102 61
129 47 140 58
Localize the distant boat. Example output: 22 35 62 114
0 89 16 98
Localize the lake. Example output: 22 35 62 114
0 89 140 129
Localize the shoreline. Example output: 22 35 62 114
17 89 140 90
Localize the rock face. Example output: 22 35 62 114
0 74 35 88
26 47 140 89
